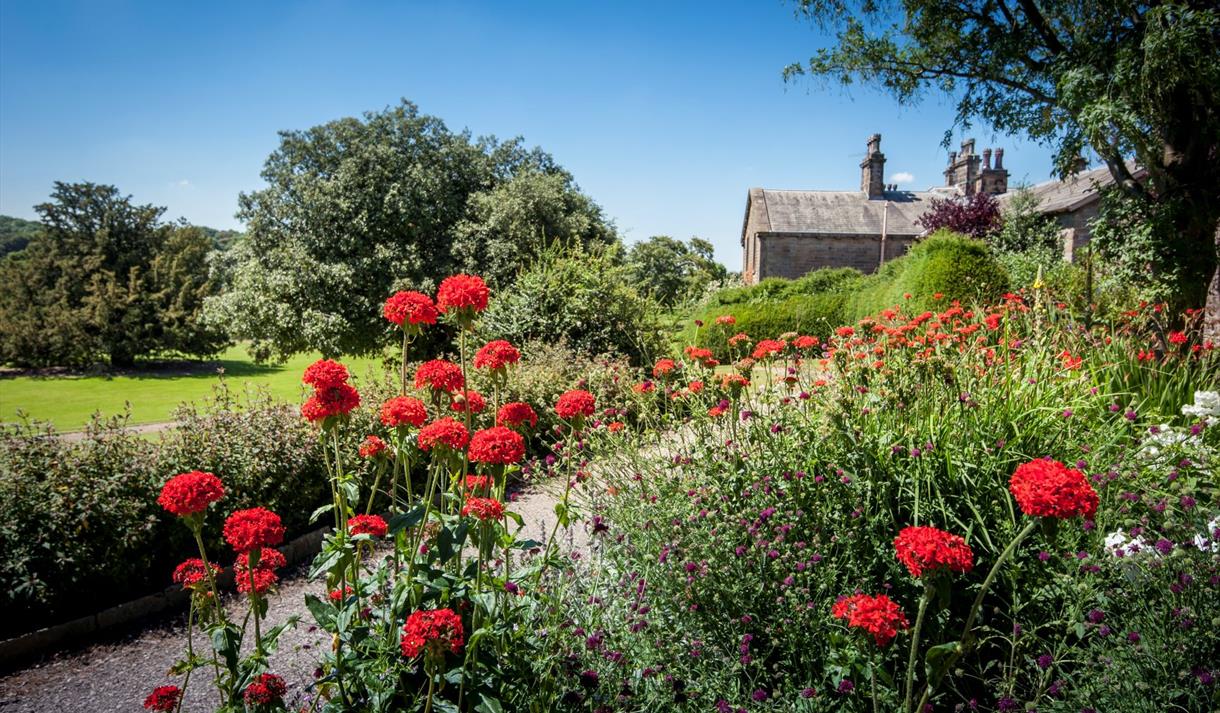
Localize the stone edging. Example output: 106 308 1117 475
0 524 328 669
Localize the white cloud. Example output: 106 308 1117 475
170 179 192 188
890 172 914 185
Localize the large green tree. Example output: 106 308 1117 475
785 1 1220 334
452 171 616 288
0 183 227 367
626 235 729 308
208 100 610 361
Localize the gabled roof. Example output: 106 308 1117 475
741 187 959 244
1002 164 1141 214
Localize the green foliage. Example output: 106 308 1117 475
478 243 664 365
0 184 228 367
0 214 41 256
993 188 1062 255
208 100 609 361
0 386 327 633
452 171 616 288
692 292 851 358
784 0 1220 320
625 235 729 308
849 231 1009 318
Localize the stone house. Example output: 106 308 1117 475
740 134 1117 284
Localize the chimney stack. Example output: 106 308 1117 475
860 133 886 199
994 148 1004 169
982 148 992 170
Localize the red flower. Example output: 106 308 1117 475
383 290 439 327
473 339 521 370
831 593 909 647
349 514 389 538
715 315 736 325
461 496 505 521
242 673 287 706
328 585 354 603
233 548 285 595
143 685 182 711
893 526 974 578
555 389 596 420
172 558 221 590
835 326 856 338
1009 459 1098 519
727 333 751 347
401 608 465 658
793 335 819 350
684 345 713 361
223 507 285 553
414 359 464 393
302 359 350 390
468 426 526 465
633 381 655 394
608 421 625 432
450 390 486 414
752 339 787 359
158 470 224 517
464 474 492 491
417 418 471 452
301 383 361 422
1168 330 1188 345
652 358 678 378
437 274 490 314
688 380 704 394
359 434 389 459
496 402 538 429
381 396 427 428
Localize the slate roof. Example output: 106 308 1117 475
742 187 960 244
1001 163 1142 214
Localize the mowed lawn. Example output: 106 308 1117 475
0 345 385 432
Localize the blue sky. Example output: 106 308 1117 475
0 0 1058 268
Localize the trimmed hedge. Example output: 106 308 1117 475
848 230 1010 318
691 292 852 359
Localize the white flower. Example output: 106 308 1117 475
1182 390 1220 426
1193 515 1220 553
1139 423 1197 459
1104 528 1151 558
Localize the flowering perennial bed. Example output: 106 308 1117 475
142 285 1218 712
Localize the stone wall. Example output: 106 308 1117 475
1057 203 1100 263
755 233 916 280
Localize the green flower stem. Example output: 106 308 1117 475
904 581 936 713
400 330 410 396
916 519 1038 711
249 548 264 658
190 525 227 626
870 660 880 713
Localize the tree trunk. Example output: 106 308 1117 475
1205 218 1220 342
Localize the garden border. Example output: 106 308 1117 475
0 524 328 669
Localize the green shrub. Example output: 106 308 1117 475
478 244 664 365
0 386 330 634
849 230 1010 318
688 292 850 359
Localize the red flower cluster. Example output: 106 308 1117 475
752 339 787 359
234 548 286 595
832 593 909 647
223 507 285 553
414 359 464 393
383 290 439 327
358 434 389 459
328 585 354 603
893 526 974 578
158 470 224 517
461 496 505 521
436 274 489 314
497 401 538 429
417 418 470 452
464 474 492 492
242 673 287 706
1009 459 1099 519
793 335 819 350
652 358 677 378
469 426 525 465
380 396 427 428
450 390 486 414
473 339 521 370
172 558 221 590
715 315 736 325
143 685 182 711
401 608 465 658
349 514 388 538
728 333 750 347
302 359 349 389
555 389 596 420
301 359 360 423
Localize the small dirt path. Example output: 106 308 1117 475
0 481 584 713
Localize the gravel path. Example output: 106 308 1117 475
0 481 584 713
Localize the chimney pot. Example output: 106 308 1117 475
982 148 992 170
961 138 975 156
994 148 1004 169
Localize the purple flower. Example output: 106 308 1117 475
1155 538 1174 555
1086 609 1105 623
751 689 768 702
1037 653 1053 669
579 670 599 688
1127 631 1141 643
837 679 854 694
800 688 815 699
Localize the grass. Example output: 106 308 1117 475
0 345 385 431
